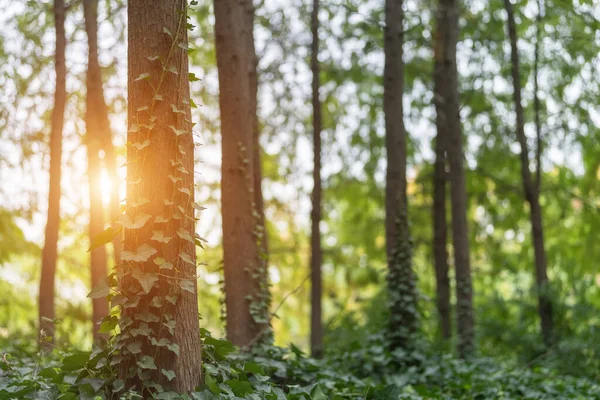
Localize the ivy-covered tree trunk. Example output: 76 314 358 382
118 0 201 393
215 0 266 347
243 0 272 345
436 0 475 358
39 0 66 350
384 0 418 352
83 0 109 341
504 0 553 346
310 0 324 359
432 26 451 339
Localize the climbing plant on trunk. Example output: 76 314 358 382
39 0 66 350
113 0 202 394
383 0 419 353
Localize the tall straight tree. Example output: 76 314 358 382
243 0 272 344
384 0 418 351
432 22 451 339
215 0 267 347
435 0 475 357
83 0 109 340
118 0 201 392
39 0 66 349
504 0 553 345
309 0 323 359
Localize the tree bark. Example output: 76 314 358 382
310 0 323 359
435 0 475 358
504 0 553 346
39 0 66 350
119 0 201 393
432 22 451 339
83 0 109 341
214 0 264 347
384 0 418 352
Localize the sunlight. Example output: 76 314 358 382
99 169 112 207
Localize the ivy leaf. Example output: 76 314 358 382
161 369 176 382
88 226 121 252
126 341 142 355
121 244 157 263
99 315 119 333
112 379 124 393
188 73 200 82
179 251 194 265
166 343 180 356
119 213 152 230
163 26 172 36
151 230 172 243
192 202 206 211
87 279 110 299
137 355 157 370
132 268 159 293
134 73 150 81
179 279 195 293
169 125 187 136
130 197 150 207
177 228 195 245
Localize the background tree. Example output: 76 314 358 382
83 0 109 341
117 0 201 392
432 21 451 341
436 0 475 358
504 0 553 346
214 0 265 347
38 0 67 349
309 0 323 359
384 0 418 351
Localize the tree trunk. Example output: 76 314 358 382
83 0 109 341
384 0 418 352
39 0 66 350
244 0 272 346
504 0 553 346
118 0 201 393
435 0 475 358
432 23 451 339
310 0 323 359
214 0 264 347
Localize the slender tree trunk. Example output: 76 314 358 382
244 0 272 345
118 0 201 393
534 0 543 191
214 0 264 347
432 24 451 338
384 0 418 352
435 0 475 358
39 0 66 350
83 0 109 341
504 0 553 346
310 0 323 359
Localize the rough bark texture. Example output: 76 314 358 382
310 0 323 359
504 0 553 346
384 0 418 352
214 0 263 347
432 22 451 339
83 0 109 341
39 0 66 350
120 0 201 392
436 0 475 358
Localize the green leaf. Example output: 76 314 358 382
126 341 143 354
132 268 159 293
121 243 157 263
88 226 121 252
189 73 200 82
179 279 195 293
99 315 119 333
112 379 124 393
167 343 180 356
61 352 90 372
161 369 176 381
137 355 157 370
243 362 264 375
151 230 172 243
163 26 172 36
87 279 110 299
119 213 151 229
134 73 150 81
